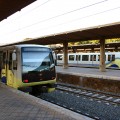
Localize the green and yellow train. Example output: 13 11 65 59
0 44 56 94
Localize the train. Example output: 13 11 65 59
57 52 120 68
0 44 56 95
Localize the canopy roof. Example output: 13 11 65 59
0 0 36 21
16 22 120 45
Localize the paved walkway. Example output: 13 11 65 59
0 82 92 120
56 66 120 81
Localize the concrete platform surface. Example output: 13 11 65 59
0 82 93 120
56 66 120 81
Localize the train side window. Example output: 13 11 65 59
94 55 96 61
108 55 111 61
13 61 17 70
98 55 106 61
112 54 115 61
0 52 2 73
90 55 92 61
82 55 89 61
98 55 100 61
90 55 96 61
76 55 81 61
69 55 74 61
9 53 12 70
2 52 6 69
57 55 63 60
0 52 2 63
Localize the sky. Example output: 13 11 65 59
0 0 120 45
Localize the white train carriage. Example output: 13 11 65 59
57 52 120 68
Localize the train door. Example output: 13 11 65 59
76 55 81 65
90 55 97 66
0 51 2 78
7 51 14 87
1 51 7 83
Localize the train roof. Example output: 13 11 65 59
57 51 120 55
0 44 50 50
13 44 49 48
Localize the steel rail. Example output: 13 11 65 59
56 83 120 105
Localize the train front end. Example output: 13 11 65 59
19 46 56 94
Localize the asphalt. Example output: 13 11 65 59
0 82 93 120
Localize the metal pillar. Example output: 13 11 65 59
63 42 68 69
91 47 94 52
115 46 118 52
99 38 106 72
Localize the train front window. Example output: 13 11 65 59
22 47 54 73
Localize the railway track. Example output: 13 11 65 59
38 83 120 120
56 83 120 105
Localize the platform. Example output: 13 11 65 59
0 82 92 120
56 66 120 80
56 66 120 94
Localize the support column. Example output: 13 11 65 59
99 38 106 72
73 48 77 53
91 47 94 52
63 42 68 69
115 46 118 52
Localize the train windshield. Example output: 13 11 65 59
22 47 54 73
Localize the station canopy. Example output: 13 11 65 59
0 0 36 22
0 1 120 46
12 22 120 45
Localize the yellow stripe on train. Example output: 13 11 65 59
106 59 120 68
